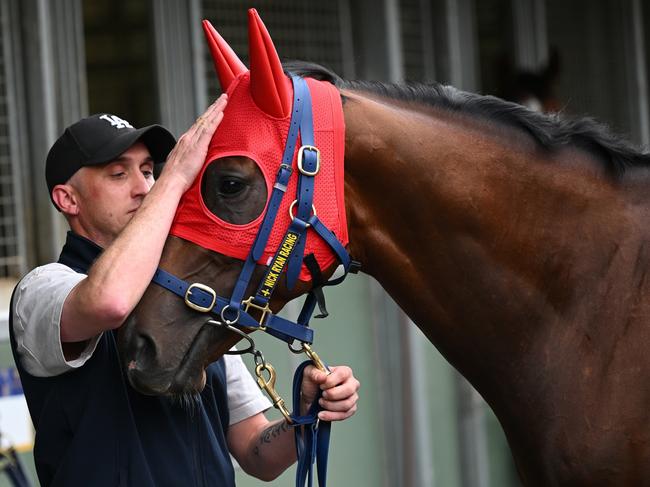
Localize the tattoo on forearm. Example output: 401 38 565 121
253 421 290 456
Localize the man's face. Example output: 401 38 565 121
70 142 155 247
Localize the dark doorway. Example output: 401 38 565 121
83 0 158 126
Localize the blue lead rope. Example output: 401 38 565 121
151 75 353 487
291 360 331 487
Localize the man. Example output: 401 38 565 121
10 96 360 486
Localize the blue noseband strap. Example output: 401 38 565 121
151 268 314 344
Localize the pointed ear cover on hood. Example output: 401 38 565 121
247 8 292 118
202 20 247 91
170 9 348 283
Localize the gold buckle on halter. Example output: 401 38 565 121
242 296 272 330
297 145 320 176
184 283 216 313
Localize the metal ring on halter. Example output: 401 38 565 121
288 200 316 226
220 304 240 325
253 350 266 368
205 319 256 355
288 341 306 354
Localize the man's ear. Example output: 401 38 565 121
51 184 80 216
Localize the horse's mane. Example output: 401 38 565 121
284 60 650 177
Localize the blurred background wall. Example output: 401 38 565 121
0 0 648 485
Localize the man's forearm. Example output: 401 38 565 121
241 419 297 481
61 174 187 342
60 96 227 342
230 365 359 481
83 174 185 311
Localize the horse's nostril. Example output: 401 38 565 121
133 332 157 368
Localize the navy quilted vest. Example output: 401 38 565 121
9 232 235 486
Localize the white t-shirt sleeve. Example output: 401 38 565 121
12 263 102 377
224 353 271 425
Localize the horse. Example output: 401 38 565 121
120 10 650 487
499 47 562 113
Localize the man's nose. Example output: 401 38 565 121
131 172 151 197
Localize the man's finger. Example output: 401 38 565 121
319 393 359 412
321 380 360 401
203 94 228 124
193 94 228 144
317 404 358 422
319 366 353 390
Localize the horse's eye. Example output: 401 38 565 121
218 177 246 197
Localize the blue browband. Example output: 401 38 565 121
151 75 355 487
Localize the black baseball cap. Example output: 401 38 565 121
46 113 176 205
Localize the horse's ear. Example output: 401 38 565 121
247 8 292 118
202 19 247 92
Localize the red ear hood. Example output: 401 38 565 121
201 11 291 115
248 8 292 118
170 12 347 283
202 20 247 91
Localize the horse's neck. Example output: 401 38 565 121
341 90 648 387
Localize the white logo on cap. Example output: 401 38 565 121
99 114 133 129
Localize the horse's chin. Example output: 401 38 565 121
126 359 207 396
121 318 237 396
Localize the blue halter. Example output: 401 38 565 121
151 75 356 487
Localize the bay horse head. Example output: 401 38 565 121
120 9 348 396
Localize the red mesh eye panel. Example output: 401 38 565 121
170 74 347 282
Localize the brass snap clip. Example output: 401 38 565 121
290 342 329 374
302 343 329 373
255 361 292 423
